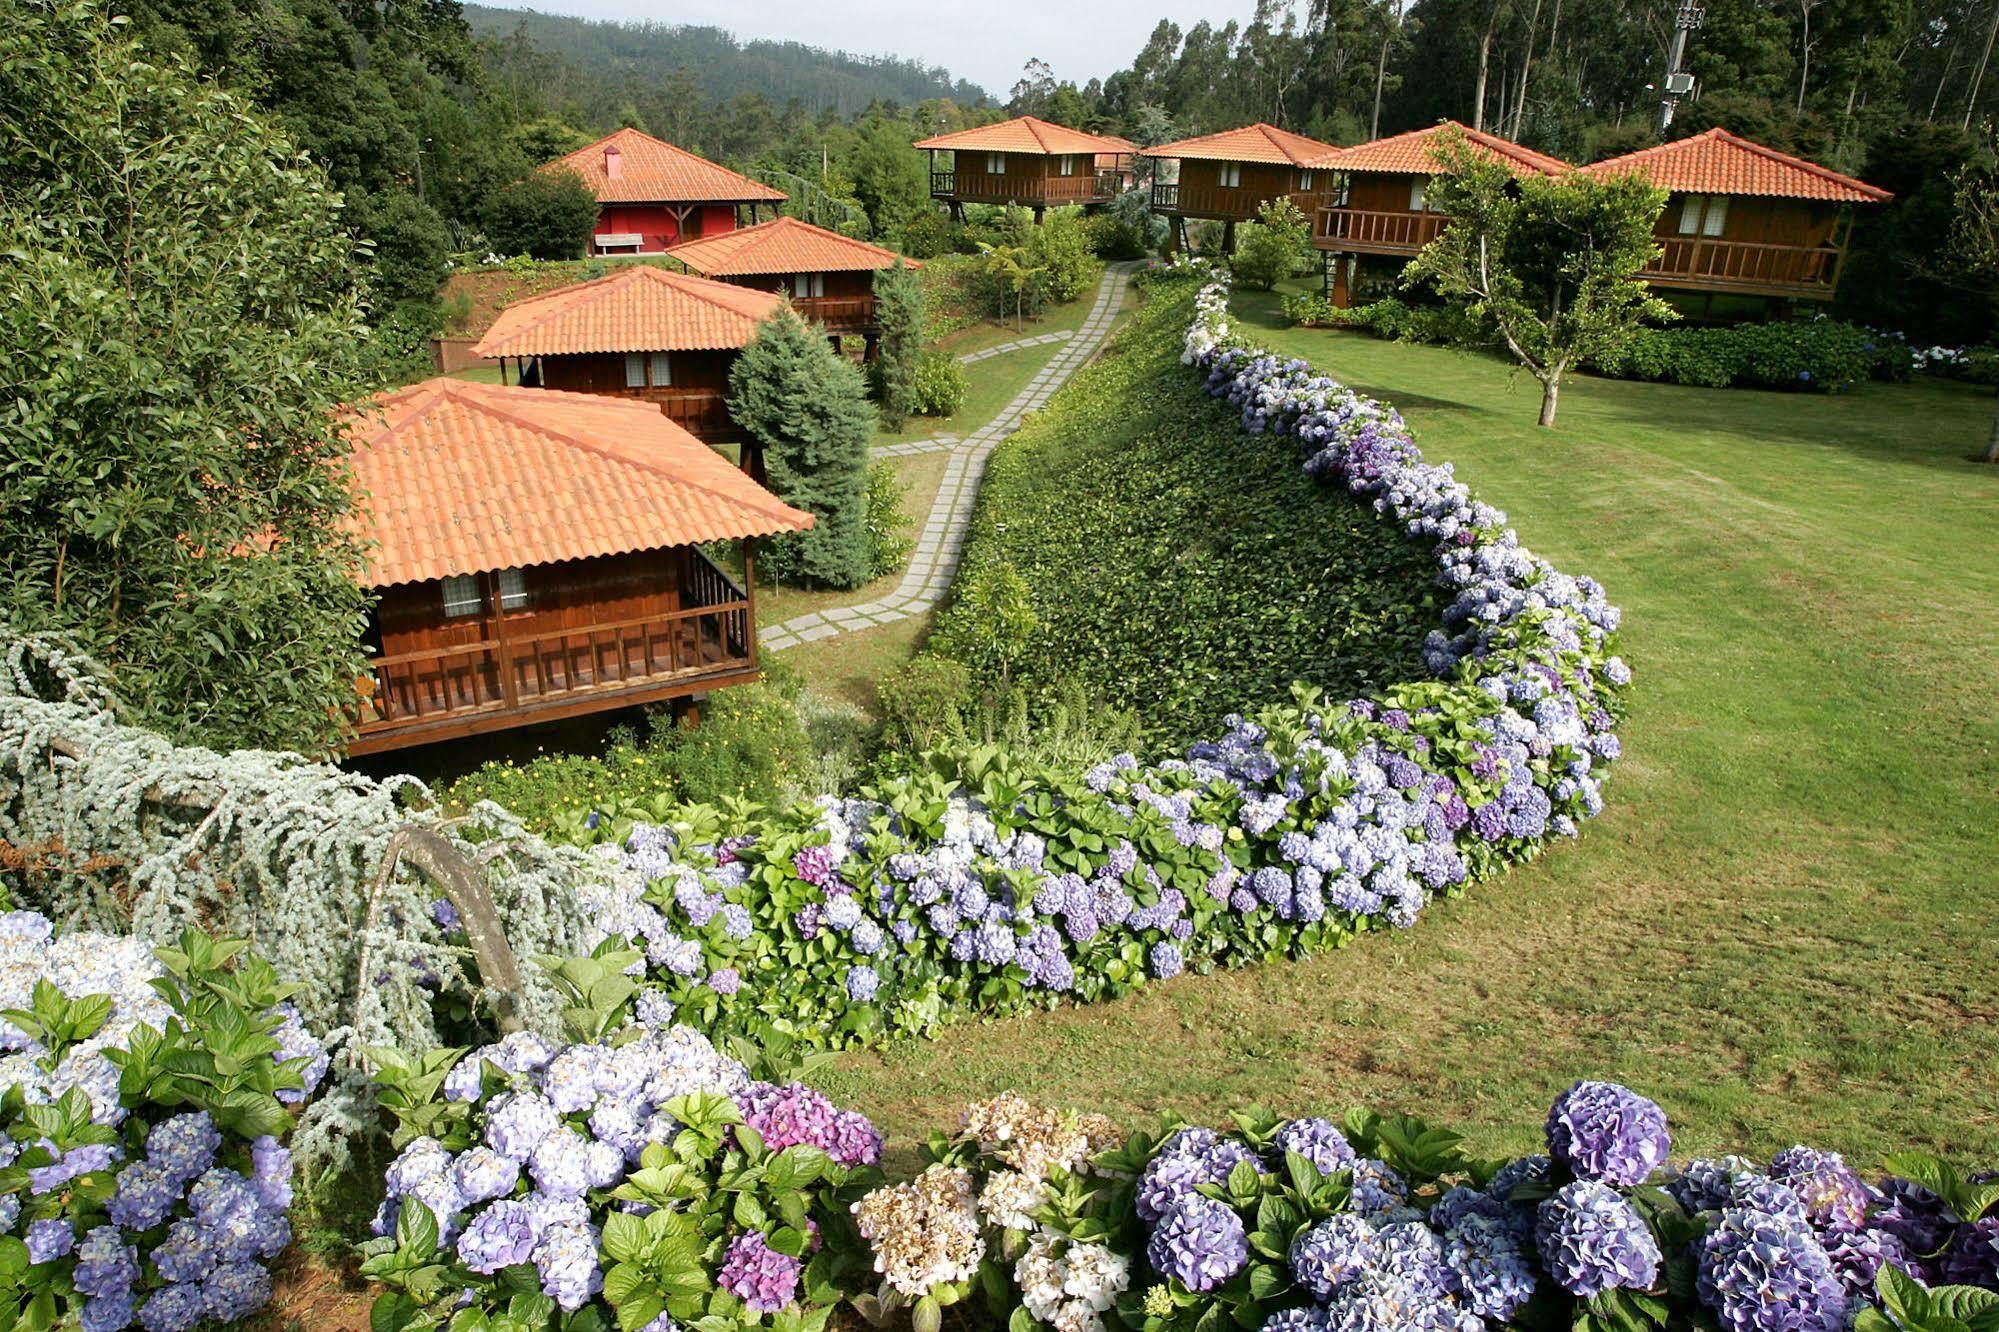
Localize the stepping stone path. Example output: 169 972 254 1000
762 262 1136 653
955 329 1074 364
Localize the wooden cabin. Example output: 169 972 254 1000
1579 127 1891 315
1308 121 1571 307
343 380 812 756
1096 135 1140 193
470 266 781 447
1143 123 1340 251
664 216 921 357
914 116 1135 218
543 128 788 256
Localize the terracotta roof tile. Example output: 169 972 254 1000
665 217 919 277
1580 127 1890 202
912 115 1134 156
1306 121 1570 177
543 127 787 205
1143 122 1340 166
471 266 781 358
347 380 811 587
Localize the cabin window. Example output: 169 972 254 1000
624 353 646 388
793 273 826 298
1219 162 1243 188
441 574 483 618
649 352 672 386
497 567 528 612
1409 178 1428 211
987 153 1006 175
1677 193 1730 237
1298 170 1314 191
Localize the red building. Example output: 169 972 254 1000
665 216 920 357
543 128 788 256
470 266 782 447
1579 127 1891 315
344 380 812 756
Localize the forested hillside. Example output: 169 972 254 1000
465 5 989 116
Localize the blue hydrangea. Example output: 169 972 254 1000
1442 1213 1536 1320
1291 1214 1376 1299
1534 1179 1662 1298
458 1200 543 1274
1544 1081 1670 1187
139 1284 208 1332
1271 1118 1356 1175
1146 1195 1248 1293
1697 1207 1846 1332
845 965 880 1003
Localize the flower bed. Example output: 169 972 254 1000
535 274 1627 1055
851 1082 1999 1332
0 914 328 1332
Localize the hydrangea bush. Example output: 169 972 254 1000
360 949 882 1332
854 1081 1999 1332
0 915 328 1332
528 274 1628 1057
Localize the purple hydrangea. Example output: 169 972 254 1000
1290 1214 1375 1299
1146 1195 1249 1293
717 1233 803 1313
458 1200 542 1274
736 1081 884 1167
1544 1081 1670 1187
1270 1118 1356 1175
1697 1208 1846 1332
1534 1179 1662 1298
1768 1146 1869 1228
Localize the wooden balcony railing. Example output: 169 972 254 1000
792 295 876 330
1314 206 1449 253
1641 236 1846 297
1153 181 1324 219
601 386 738 440
354 551 754 748
931 172 1121 205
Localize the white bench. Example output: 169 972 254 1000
594 233 644 253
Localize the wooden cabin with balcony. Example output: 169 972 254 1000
1143 123 1340 251
471 266 780 451
914 116 1135 219
664 216 920 359
545 127 788 256
1579 127 1891 317
1308 122 1570 307
343 380 812 756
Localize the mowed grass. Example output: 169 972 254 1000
818 282 1999 1170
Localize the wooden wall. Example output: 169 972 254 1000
1652 194 1841 249
373 550 689 664
1171 158 1321 218
723 269 876 300
539 348 738 395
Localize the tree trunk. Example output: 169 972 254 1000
1511 0 1543 139
1538 373 1561 427
1473 19 1495 128
1373 36 1391 138
1986 390 1999 463
1965 0 1999 130
1797 0 1813 112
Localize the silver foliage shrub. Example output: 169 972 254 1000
0 632 600 1169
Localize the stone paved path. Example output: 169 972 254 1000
957 329 1073 364
762 262 1136 652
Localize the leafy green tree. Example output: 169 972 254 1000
0 0 380 752
1408 129 1673 427
1944 135 1999 462
870 260 926 429
1232 196 1313 290
975 241 1048 328
482 168 599 259
511 118 590 163
728 306 876 588
949 561 1041 687
353 188 454 306
1031 207 1103 302
847 117 930 240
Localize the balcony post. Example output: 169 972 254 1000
485 570 521 711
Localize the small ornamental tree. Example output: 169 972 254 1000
1408 129 1673 427
482 167 598 260
0 0 380 754
728 305 875 588
1945 133 1999 463
1232 196 1313 290
870 260 925 430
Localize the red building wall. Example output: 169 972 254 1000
593 203 744 254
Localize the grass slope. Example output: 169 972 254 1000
820 283 1999 1169
927 287 1443 747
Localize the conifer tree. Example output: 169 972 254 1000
728 306 876 588
870 260 925 430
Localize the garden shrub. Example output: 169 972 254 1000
0 918 329 1332
863 460 916 582
875 656 975 752
910 350 968 418
928 283 1445 748
360 949 882 1332
899 211 961 260
1231 198 1312 292
481 169 598 262
1597 318 1880 391
855 1083 1999 1332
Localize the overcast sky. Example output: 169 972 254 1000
489 1 1263 99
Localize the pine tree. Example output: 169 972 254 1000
870 261 925 430
728 306 876 588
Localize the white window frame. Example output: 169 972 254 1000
987 152 1006 175
1677 193 1730 237
496 568 528 612
1298 169 1314 191
1058 154 1076 176
1409 177 1428 211
648 351 673 385
793 273 826 299
624 353 646 388
1219 162 1242 189
441 574 483 618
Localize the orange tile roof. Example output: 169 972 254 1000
664 217 920 277
542 127 787 205
347 379 811 588
1579 127 1890 202
1143 122 1340 166
471 266 782 359
912 115 1134 156
1306 121 1570 178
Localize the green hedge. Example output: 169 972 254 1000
927 285 1444 748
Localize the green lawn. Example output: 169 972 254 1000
819 284 1999 1170
756 450 950 628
